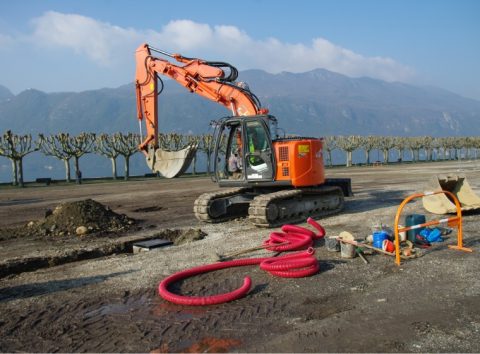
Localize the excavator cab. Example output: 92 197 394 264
212 115 275 186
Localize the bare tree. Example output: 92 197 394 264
463 136 476 160
58 133 96 184
336 135 362 167
377 136 396 163
0 130 38 187
186 135 200 175
441 137 456 160
38 133 74 182
452 137 465 160
323 136 337 167
95 134 120 179
392 137 409 162
112 133 140 180
473 137 480 160
161 132 188 150
406 137 423 162
431 137 441 161
359 136 379 165
198 134 214 175
421 136 434 161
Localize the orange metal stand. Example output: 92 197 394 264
393 190 473 266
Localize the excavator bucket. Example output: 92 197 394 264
146 144 197 178
422 174 480 214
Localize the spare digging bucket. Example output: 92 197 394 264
422 174 480 214
146 144 197 178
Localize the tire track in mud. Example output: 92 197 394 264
0 267 294 352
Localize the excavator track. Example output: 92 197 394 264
194 187 251 223
248 186 344 227
194 186 344 227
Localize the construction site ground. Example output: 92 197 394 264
0 160 479 352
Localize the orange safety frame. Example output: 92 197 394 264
393 190 473 266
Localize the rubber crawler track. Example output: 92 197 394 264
249 186 344 227
194 186 344 227
193 187 249 223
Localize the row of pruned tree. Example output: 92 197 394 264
0 131 140 186
0 131 214 187
323 135 480 167
1 131 479 186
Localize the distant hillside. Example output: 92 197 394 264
1 68 480 137
0 85 14 103
1 68 480 182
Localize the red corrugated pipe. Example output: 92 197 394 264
158 218 325 306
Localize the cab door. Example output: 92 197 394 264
213 119 245 182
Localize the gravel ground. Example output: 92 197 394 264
0 160 479 352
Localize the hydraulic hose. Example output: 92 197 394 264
158 220 325 306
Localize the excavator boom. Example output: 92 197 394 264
135 43 268 178
135 43 267 150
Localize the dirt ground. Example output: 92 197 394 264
0 161 479 353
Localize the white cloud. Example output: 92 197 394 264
30 11 140 65
0 33 14 49
28 12 414 81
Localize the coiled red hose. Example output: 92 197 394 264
158 219 325 306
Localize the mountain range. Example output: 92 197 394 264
2 68 480 137
1 68 480 182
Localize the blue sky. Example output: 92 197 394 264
0 0 479 100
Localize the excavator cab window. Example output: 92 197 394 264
213 117 274 183
244 120 274 181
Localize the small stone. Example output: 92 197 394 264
44 209 53 218
76 226 88 236
27 221 35 228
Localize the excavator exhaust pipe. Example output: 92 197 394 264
422 174 480 214
146 144 197 178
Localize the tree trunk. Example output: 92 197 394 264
18 158 24 187
64 159 71 182
346 151 352 167
409 149 415 162
10 158 18 186
192 155 197 175
74 156 81 184
124 155 130 181
383 149 389 163
327 150 333 167
111 157 117 180
364 149 371 165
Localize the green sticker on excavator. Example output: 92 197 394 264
298 144 310 153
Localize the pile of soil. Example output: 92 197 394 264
1 199 136 239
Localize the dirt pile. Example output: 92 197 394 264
3 199 136 239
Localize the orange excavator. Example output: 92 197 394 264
135 43 352 227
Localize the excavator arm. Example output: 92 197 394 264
135 43 268 157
